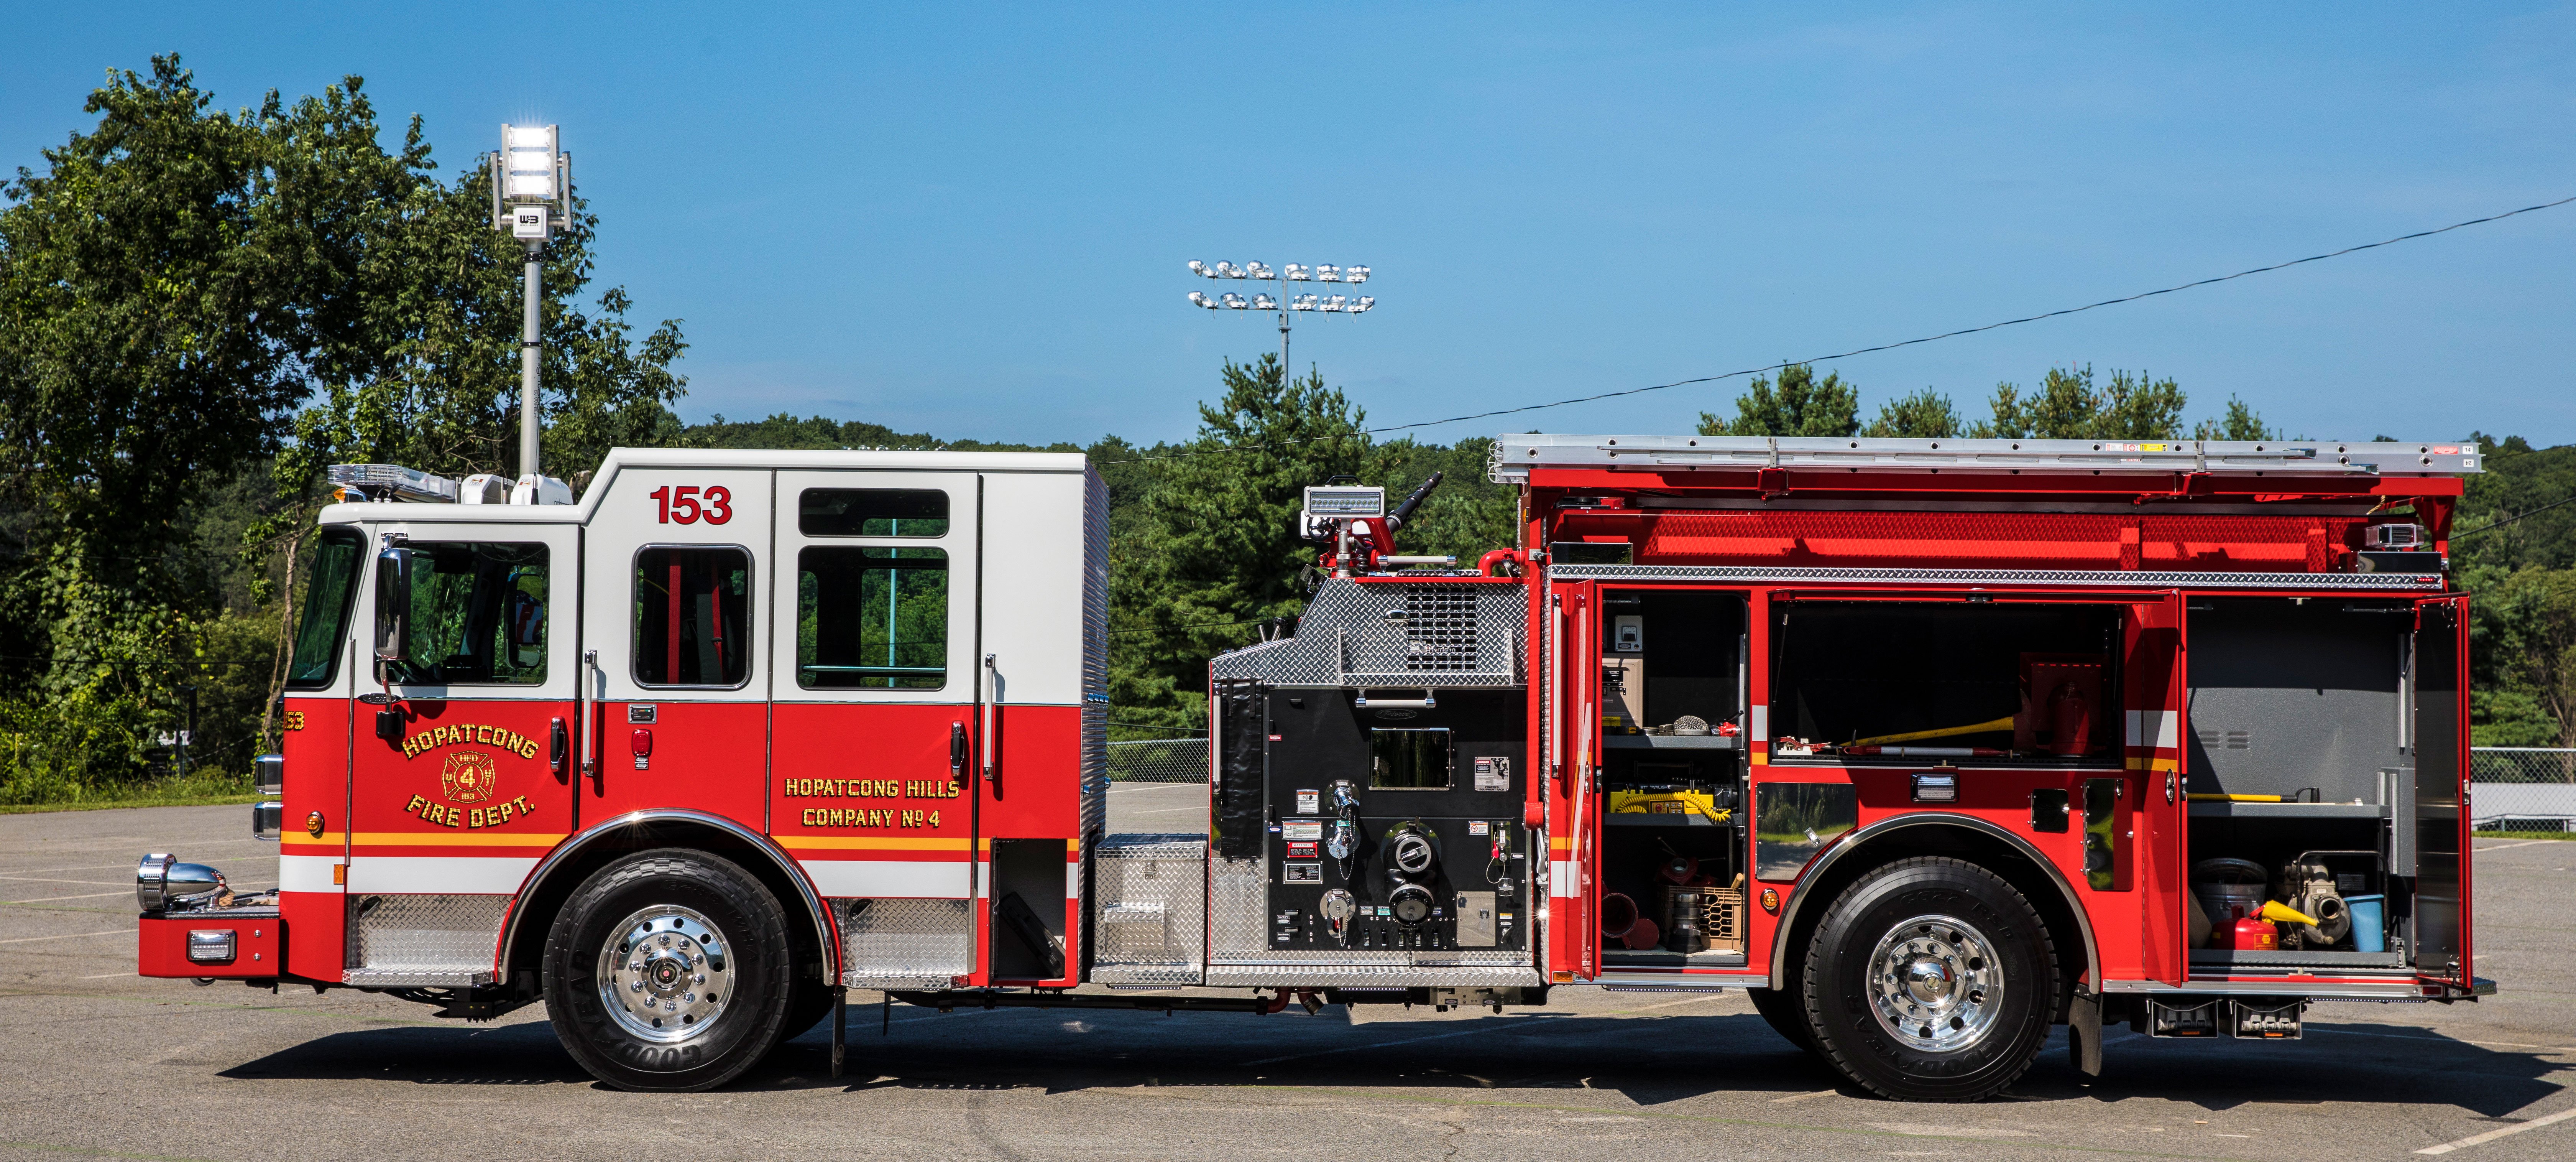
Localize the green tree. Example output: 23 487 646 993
2193 395 2278 441
1861 388 1961 438
1109 356 1372 734
1698 364 1860 437
1971 366 2187 440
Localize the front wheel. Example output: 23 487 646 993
542 849 795 1091
1799 857 2058 1102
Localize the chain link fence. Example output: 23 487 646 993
2472 747 2576 834
1107 737 1209 783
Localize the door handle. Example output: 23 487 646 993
549 717 569 781
580 648 602 792
982 653 999 798
950 721 968 786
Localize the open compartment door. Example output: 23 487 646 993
2412 595 2470 989
2129 591 2189 987
1548 579 1603 980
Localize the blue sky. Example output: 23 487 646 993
10 3 2576 448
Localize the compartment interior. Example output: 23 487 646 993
1769 601 2123 765
2184 597 2422 973
1597 588 1752 966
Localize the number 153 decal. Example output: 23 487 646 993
648 485 733 524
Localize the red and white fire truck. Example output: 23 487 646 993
136 435 2489 1100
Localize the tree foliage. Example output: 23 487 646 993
1696 364 1860 437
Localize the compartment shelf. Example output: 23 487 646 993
1604 734 1739 750
1605 812 1727 828
2187 801 2387 819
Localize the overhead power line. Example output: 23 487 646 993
1106 193 2576 466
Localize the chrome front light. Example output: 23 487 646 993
136 853 227 912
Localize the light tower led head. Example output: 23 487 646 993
490 125 570 242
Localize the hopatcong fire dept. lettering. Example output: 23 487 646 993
401 723 543 761
405 792 538 830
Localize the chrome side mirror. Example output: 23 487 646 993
373 546 414 664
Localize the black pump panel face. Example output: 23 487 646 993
1260 688 1529 952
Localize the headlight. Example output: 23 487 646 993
136 853 227 912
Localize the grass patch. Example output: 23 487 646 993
2474 830 2576 840
0 772 258 815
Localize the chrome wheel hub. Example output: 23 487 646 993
1866 914 2001 1053
598 905 731 1044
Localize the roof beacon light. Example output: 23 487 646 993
326 463 462 504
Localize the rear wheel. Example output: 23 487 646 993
1800 857 2057 1102
543 849 794 1091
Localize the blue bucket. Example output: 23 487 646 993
2347 894 2385 953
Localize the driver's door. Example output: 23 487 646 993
344 520 582 981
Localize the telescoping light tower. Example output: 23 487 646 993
1185 260 1374 370
490 125 571 502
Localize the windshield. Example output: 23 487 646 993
285 528 365 688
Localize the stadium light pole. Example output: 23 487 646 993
1184 260 1374 375
490 124 571 499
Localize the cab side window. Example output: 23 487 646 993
380 542 550 686
635 546 752 687
797 546 948 689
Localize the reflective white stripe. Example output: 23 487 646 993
2152 710 2178 749
280 855 340 893
800 859 969 899
1750 704 1768 742
1551 860 1580 897
1066 861 1081 900
2125 710 2180 749
2125 709 2143 746
346 856 537 895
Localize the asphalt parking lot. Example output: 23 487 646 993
3 789 2572 1162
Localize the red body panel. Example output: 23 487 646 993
278 693 351 981
1525 469 2474 996
138 915 280 979
770 700 977 887
352 699 575 866
590 701 768 828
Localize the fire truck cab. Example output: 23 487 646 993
134 435 2489 1101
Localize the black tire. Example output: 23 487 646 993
1748 986 1822 1058
542 849 795 1091
1799 857 2057 1102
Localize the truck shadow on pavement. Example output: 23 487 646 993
219 1007 2564 1119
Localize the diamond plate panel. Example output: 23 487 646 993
1081 470 1112 840
1204 858 1538 987
346 894 508 981
836 897 971 988
1089 834 1207 986
1209 579 1526 687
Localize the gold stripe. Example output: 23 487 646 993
780 836 974 852
349 831 568 847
